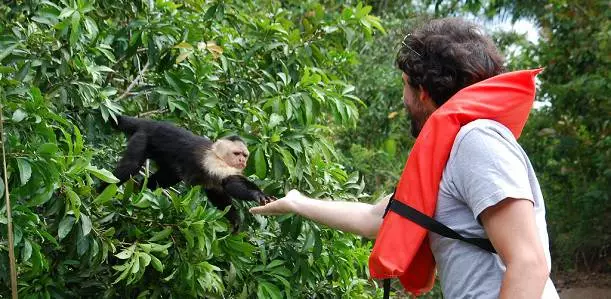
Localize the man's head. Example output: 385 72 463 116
396 18 506 137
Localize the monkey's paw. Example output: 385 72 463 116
256 193 277 205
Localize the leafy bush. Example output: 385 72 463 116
0 0 388 297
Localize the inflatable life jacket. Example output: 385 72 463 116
369 68 543 296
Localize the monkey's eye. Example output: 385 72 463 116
233 152 241 156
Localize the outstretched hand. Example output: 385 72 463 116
249 189 303 216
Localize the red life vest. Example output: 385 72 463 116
369 68 543 295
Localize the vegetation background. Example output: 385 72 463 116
0 0 608 298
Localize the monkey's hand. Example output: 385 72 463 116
253 191 277 205
222 175 277 205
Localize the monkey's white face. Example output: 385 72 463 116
215 140 249 169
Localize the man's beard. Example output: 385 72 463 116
406 103 429 138
410 116 422 138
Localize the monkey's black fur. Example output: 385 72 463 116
99 115 275 229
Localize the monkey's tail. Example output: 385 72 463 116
112 115 141 135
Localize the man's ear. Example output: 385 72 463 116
418 86 437 108
418 85 430 101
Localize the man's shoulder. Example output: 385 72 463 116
454 119 516 149
457 119 512 139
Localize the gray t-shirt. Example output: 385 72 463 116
430 119 559 298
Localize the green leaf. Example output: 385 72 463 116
138 252 151 268
73 125 83 155
131 255 140 274
115 244 136 259
113 266 130 284
0 179 3 200
313 230 322 258
150 254 164 272
66 187 81 219
81 214 92 236
38 143 59 155
383 138 397 156
58 215 76 240
12 109 27 122
181 228 194 248
0 66 11 74
39 229 59 247
30 86 44 104
149 242 172 253
58 7 75 19
204 3 218 20
365 15 386 34
17 158 32 185
15 61 32 81
86 165 119 183
22 239 33 262
70 11 81 47
148 227 172 242
13 226 22 245
83 16 98 38
93 183 117 205
122 179 134 201
91 239 100 258
0 44 18 63
173 42 193 49
269 113 284 128
98 46 116 62
30 243 43 274
266 259 285 269
254 147 267 179
77 230 89 256
257 281 282 299
27 186 54 207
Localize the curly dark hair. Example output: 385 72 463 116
396 18 506 107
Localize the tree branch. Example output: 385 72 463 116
0 106 18 299
137 108 168 118
117 61 150 100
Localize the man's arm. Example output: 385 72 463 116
480 198 550 299
249 190 390 239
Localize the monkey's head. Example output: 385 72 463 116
213 136 250 170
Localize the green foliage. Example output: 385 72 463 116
335 8 421 199
515 1 610 271
0 0 386 297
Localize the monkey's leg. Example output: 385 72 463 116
146 168 180 190
204 188 240 231
111 131 148 185
98 134 146 194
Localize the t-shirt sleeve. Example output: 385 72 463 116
449 126 535 220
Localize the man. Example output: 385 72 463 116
250 17 558 298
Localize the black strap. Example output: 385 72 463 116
383 279 391 299
386 197 496 254
379 194 497 298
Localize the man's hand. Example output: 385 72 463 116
249 190 388 239
249 189 303 216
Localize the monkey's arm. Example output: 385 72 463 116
221 175 275 204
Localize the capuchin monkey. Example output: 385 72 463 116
98 115 276 230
